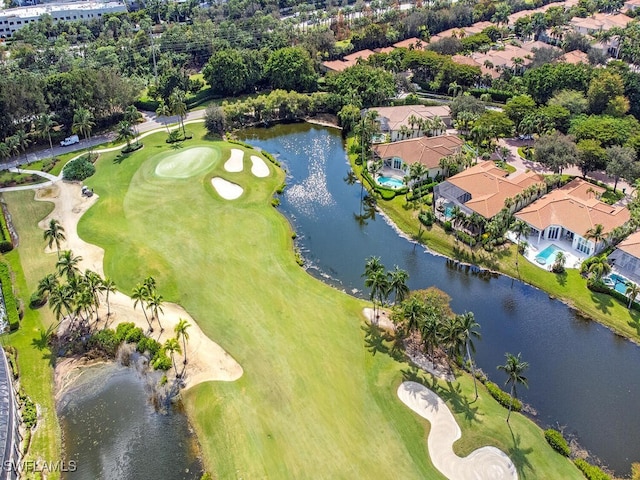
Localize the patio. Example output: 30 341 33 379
507 232 585 271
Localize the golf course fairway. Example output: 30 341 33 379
72 126 579 479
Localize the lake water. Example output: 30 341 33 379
239 122 640 477
59 363 203 480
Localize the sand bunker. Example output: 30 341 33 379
250 155 269 178
398 381 518 480
155 147 217 179
224 148 244 173
211 177 243 200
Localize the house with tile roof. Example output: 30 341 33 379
373 135 464 179
433 161 545 222
515 178 631 257
369 105 451 142
608 230 640 283
321 49 377 72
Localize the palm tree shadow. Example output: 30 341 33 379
590 292 613 314
507 423 534 478
555 271 567 286
31 326 57 367
362 323 405 362
436 380 480 424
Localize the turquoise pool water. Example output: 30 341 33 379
377 176 404 189
445 205 454 219
604 273 632 294
535 244 563 264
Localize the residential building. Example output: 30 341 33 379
373 135 464 179
434 161 545 221
515 178 631 257
369 105 451 142
559 49 590 64
321 49 376 72
624 0 640 11
608 230 640 284
0 1 127 38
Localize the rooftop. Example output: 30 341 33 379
0 1 125 18
371 105 451 132
373 135 464 169
515 178 630 236
560 49 590 64
613 230 640 259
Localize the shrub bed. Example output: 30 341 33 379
62 157 96 181
455 231 477 247
485 381 522 412
544 429 571 457
407 182 437 202
0 205 14 252
121 142 143 154
0 263 19 331
587 279 640 312
18 390 37 430
573 459 610 480
418 210 434 226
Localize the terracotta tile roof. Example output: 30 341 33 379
392 37 426 49
560 49 589 64
615 230 640 258
446 162 545 218
372 105 451 132
322 49 376 72
373 135 464 169
376 46 395 54
515 178 630 236
344 49 376 62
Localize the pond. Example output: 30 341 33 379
239 122 640 477
59 363 203 480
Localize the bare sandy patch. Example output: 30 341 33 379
35 181 243 388
211 177 243 200
250 155 269 178
224 148 244 173
398 381 517 480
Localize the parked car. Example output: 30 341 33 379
60 135 80 146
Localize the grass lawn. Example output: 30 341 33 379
2 189 61 479
66 124 581 478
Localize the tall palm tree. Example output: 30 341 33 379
457 312 481 400
5 136 20 161
511 220 531 276
169 90 187 136
14 129 30 164
116 120 135 149
148 292 165 332
43 218 66 257
132 283 153 332
37 273 59 301
164 338 182 377
587 256 611 281
72 107 95 152
156 101 172 133
56 250 82 280
102 277 116 318
123 105 141 137
497 352 529 422
585 224 606 254
626 282 640 309
387 266 409 304
48 284 74 324
36 113 57 156
0 142 9 166
398 296 425 333
174 318 191 366
365 269 389 320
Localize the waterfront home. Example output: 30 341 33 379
433 161 544 223
608 230 640 284
373 135 464 182
515 178 631 259
368 105 452 142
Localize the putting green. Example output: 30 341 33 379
155 147 219 179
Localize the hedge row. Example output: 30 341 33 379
0 205 13 253
455 230 477 247
227 139 255 150
407 182 437 202
468 88 514 103
544 429 570 457
0 263 19 331
485 381 522 412
573 459 611 480
587 279 640 312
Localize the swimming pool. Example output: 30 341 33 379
535 244 563 265
604 273 632 294
377 176 405 189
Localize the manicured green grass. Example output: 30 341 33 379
1 189 61 478
72 124 580 478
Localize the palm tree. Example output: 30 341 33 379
585 224 606 254
552 251 566 273
56 250 82 280
116 120 135 149
457 312 481 400
586 256 611 281
132 283 153 332
123 105 141 138
169 90 187 136
156 101 172 133
626 282 640 309
0 142 9 165
14 129 30 164
36 113 57 156
48 283 74 324
148 292 165 332
511 220 531 276
387 266 409 304
37 273 59 301
174 318 191 365
164 338 182 377
72 107 95 152
5 136 20 162
365 269 390 321
398 296 425 333
497 352 529 422
102 277 116 318
43 218 66 257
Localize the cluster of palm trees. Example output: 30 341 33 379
503 183 547 214
116 105 143 151
396 114 447 140
132 277 165 334
163 318 191 378
438 152 473 179
0 129 31 165
362 256 409 320
155 90 188 138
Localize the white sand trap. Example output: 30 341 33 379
224 148 245 173
398 381 518 480
155 147 217 179
211 177 243 200
250 155 270 178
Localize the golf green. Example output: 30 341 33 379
154 146 220 179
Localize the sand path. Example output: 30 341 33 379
211 177 243 200
250 155 269 178
36 181 243 388
398 381 518 480
224 148 244 173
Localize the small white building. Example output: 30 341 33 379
0 1 127 38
